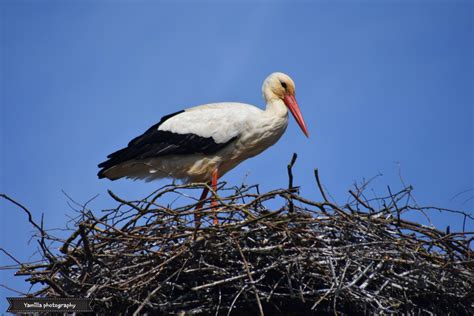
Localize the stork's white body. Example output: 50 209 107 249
98 72 308 185
105 101 289 182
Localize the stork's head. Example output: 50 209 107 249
262 72 309 137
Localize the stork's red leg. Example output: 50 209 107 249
211 169 219 225
194 186 209 227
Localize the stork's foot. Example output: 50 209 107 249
194 187 209 230
211 199 219 225
211 169 220 225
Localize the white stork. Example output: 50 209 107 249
98 72 309 223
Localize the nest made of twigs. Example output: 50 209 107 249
2 159 473 315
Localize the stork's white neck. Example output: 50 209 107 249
264 99 288 118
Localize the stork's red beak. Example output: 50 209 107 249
284 94 309 137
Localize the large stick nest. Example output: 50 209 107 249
2 159 473 315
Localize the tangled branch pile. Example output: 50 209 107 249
2 162 474 315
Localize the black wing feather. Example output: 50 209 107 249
97 110 236 179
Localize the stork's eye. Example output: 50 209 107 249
281 81 287 90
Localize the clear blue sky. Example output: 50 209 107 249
1 0 473 310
